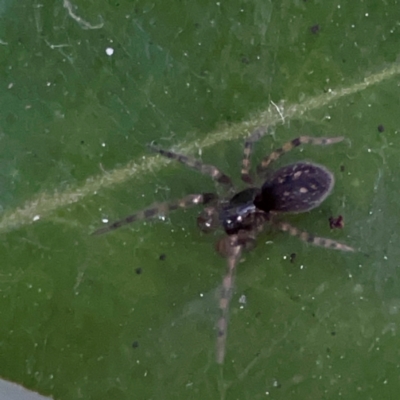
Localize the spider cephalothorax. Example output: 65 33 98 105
93 128 354 364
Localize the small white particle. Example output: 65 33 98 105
365 13 369 17
33 215 40 221
353 284 363 294
101 218 109 224
105 47 114 56
101 142 106 147
8 83 13 89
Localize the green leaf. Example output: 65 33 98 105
0 1 399 399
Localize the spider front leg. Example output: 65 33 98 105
215 234 243 364
215 216 267 364
275 221 355 252
92 193 217 235
256 136 344 177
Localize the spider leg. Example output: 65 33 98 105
275 221 355 252
215 214 267 364
256 136 344 176
92 193 217 236
197 205 220 233
241 127 268 185
149 145 235 193
216 235 243 364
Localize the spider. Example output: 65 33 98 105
93 128 354 364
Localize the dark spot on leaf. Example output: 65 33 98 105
310 24 320 34
329 215 344 229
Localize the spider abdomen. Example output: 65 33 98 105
255 162 335 213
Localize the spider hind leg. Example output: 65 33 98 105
256 136 344 176
241 127 268 184
276 221 355 252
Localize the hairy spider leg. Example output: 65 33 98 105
149 145 235 193
216 235 243 364
275 221 355 252
240 127 268 185
256 136 344 176
216 214 268 364
92 193 217 236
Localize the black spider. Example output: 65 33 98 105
93 128 354 364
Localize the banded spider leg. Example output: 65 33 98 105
94 145 234 235
92 193 217 235
148 144 235 194
241 130 344 184
274 220 355 252
216 236 242 365
215 213 267 364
